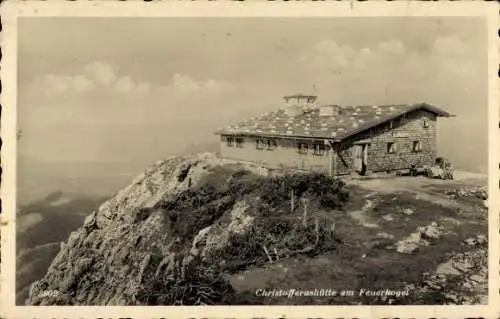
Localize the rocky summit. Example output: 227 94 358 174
25 153 488 306
26 153 348 305
26 153 251 305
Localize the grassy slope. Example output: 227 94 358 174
143 167 486 305
228 179 487 305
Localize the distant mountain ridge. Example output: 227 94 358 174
16 142 220 205
16 191 108 304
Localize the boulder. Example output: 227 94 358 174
395 222 443 254
418 222 442 240
396 232 425 254
376 232 394 240
382 214 394 221
402 208 415 216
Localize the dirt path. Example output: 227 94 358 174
346 171 487 209
354 170 486 190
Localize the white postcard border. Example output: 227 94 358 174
1 2 498 318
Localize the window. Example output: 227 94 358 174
423 119 429 128
267 139 277 151
313 143 325 156
387 142 396 154
226 137 234 147
412 141 422 152
256 139 265 150
236 137 244 148
298 143 309 154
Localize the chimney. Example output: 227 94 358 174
319 105 341 117
283 94 317 116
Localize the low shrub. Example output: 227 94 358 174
154 169 349 246
254 172 349 210
136 260 234 305
136 168 351 305
219 218 344 273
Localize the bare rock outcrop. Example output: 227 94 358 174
395 222 445 254
402 234 488 305
25 153 255 305
444 186 488 200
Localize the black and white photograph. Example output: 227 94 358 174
1 2 498 318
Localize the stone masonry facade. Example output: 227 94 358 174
219 109 437 176
336 109 437 174
219 136 331 174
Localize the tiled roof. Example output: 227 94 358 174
216 103 451 141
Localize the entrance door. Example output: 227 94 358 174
353 145 363 172
353 144 368 173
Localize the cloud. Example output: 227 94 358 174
433 35 469 57
301 38 409 71
169 73 234 94
172 73 205 92
31 73 95 96
28 62 154 97
300 36 473 73
112 76 152 95
300 39 356 69
377 39 406 55
298 35 480 103
83 61 118 87
26 61 234 99
73 75 96 92
430 35 478 77
21 61 238 128
19 61 242 162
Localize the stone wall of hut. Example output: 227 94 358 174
335 109 437 174
220 109 438 175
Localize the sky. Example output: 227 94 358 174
18 17 488 173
